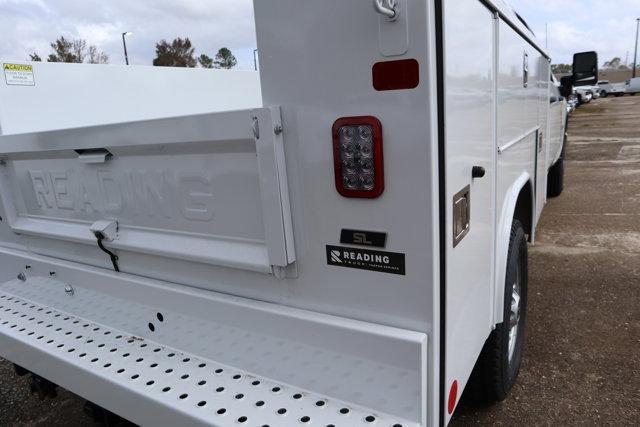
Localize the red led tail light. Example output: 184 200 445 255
332 116 384 199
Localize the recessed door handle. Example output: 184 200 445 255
472 166 486 179
76 148 112 164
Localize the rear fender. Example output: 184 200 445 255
493 173 534 325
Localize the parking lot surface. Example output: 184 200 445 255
1 96 639 426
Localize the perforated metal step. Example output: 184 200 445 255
0 290 417 427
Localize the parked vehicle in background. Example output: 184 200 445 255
597 80 625 97
574 86 593 104
597 80 612 95
610 83 626 97
625 77 640 95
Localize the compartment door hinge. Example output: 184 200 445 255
252 107 296 273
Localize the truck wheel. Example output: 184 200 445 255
468 220 528 402
547 132 566 198
547 156 564 197
601 91 607 98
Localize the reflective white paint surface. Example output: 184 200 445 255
444 1 496 420
0 62 262 136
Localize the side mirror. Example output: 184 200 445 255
573 51 598 86
559 76 574 98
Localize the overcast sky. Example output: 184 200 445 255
511 0 640 66
0 0 258 69
0 0 638 69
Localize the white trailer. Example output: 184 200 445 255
0 1 596 426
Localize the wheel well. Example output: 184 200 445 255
513 182 533 241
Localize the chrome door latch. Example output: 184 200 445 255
538 132 544 153
453 186 471 248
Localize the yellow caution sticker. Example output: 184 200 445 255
3 63 35 86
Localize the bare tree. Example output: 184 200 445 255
33 36 109 64
88 45 109 64
72 39 87 63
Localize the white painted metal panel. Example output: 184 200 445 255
0 247 426 425
443 2 496 420
535 55 551 223
255 0 438 338
0 108 294 273
493 19 540 323
255 1 440 423
0 61 262 136
379 0 409 56
548 82 565 165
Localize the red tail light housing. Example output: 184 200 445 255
332 116 384 198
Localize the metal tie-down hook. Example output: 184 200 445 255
373 0 398 20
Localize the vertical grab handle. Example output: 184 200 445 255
523 52 529 88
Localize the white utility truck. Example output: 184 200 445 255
0 1 595 426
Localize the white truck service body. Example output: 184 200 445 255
0 1 587 425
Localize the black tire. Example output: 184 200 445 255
601 91 607 98
547 156 564 197
467 220 528 402
547 128 566 198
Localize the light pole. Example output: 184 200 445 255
253 49 258 71
634 18 640 78
122 32 132 65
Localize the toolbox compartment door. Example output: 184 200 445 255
0 107 294 274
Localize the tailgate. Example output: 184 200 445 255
0 107 294 274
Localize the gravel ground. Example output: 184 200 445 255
1 96 639 426
0 361 90 425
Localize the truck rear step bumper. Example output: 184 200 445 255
0 248 425 426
